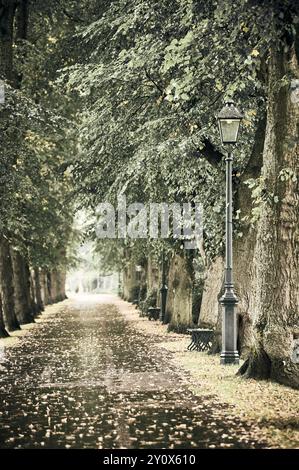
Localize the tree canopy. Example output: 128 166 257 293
63 0 298 263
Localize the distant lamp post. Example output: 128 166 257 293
217 101 243 365
118 271 122 297
159 249 168 323
135 265 142 305
135 264 142 281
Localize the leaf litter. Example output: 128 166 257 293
0 295 285 449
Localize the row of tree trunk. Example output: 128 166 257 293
122 252 194 331
0 237 67 338
113 26 299 390
0 1 68 338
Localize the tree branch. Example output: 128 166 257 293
199 138 224 166
143 68 165 96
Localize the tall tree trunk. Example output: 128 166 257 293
122 251 139 301
34 267 44 313
0 236 20 331
50 270 57 303
232 116 265 356
47 271 53 304
15 0 28 40
239 43 299 389
0 293 9 337
41 269 49 305
166 253 193 331
0 0 17 82
11 250 34 324
199 256 224 354
15 0 28 87
58 270 67 301
54 270 60 301
24 260 35 316
198 256 224 329
27 265 37 316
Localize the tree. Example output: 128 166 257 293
239 9 299 387
0 0 78 329
0 293 9 337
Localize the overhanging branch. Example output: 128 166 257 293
195 138 224 166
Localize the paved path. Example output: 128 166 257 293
0 295 265 449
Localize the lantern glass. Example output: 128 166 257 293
218 118 241 144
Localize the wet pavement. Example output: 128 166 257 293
0 295 267 449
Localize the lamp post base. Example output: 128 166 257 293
220 288 239 365
159 285 168 323
220 351 240 365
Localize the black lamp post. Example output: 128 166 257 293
217 101 243 365
118 271 122 297
159 249 168 323
135 265 142 305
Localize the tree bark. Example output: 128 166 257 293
57 270 67 301
50 270 58 303
239 44 299 389
19 260 36 317
15 0 29 87
0 236 20 331
15 0 28 40
55 270 61 301
232 116 265 356
29 269 38 316
47 271 53 304
34 267 44 313
0 0 17 82
0 293 9 337
40 269 49 305
166 253 193 332
198 256 224 329
122 250 139 301
11 250 34 324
